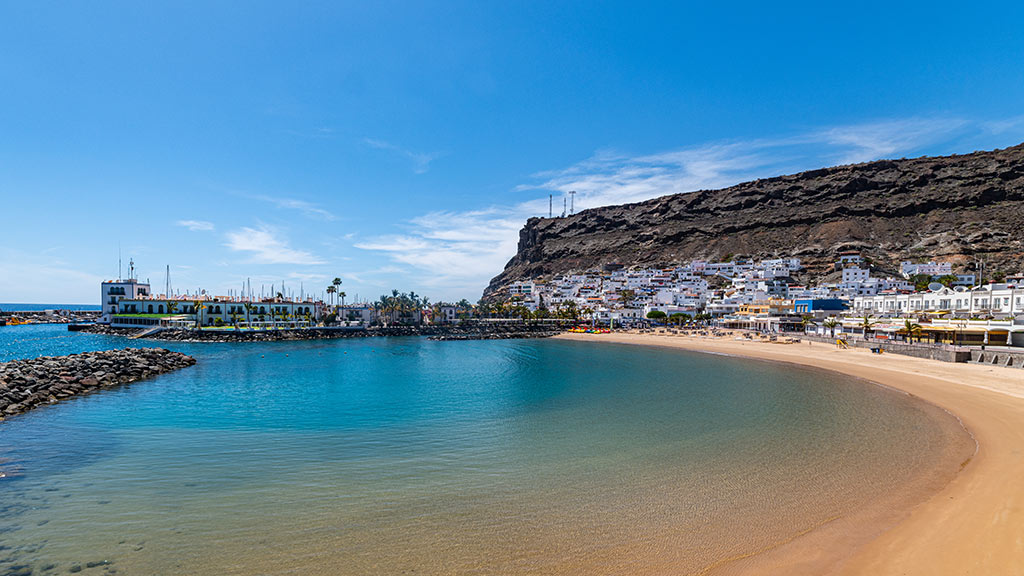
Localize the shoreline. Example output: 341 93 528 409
555 331 1024 575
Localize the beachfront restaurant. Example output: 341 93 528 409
922 318 1024 347
838 318 1024 347
719 314 804 333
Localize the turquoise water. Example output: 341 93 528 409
0 325 970 575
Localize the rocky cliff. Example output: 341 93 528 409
485 143 1024 297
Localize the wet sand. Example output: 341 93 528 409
555 331 1024 576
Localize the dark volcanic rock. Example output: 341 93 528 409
485 143 1024 298
0 349 196 421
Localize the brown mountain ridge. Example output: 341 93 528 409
484 143 1024 298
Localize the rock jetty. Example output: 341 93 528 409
1 309 101 325
0 348 196 421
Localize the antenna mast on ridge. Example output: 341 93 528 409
569 190 576 214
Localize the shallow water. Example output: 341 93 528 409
0 324 971 574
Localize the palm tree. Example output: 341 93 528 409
800 315 817 333
338 291 346 308
859 315 877 339
326 285 336 307
822 318 838 338
419 296 430 324
332 278 342 311
900 319 923 343
166 301 179 315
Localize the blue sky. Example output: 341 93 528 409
2 1 1024 304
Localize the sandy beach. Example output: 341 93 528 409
555 331 1024 576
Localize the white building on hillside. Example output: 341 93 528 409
900 260 953 278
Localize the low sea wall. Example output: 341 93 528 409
800 333 972 363
74 323 563 342
0 348 196 421
971 349 1024 369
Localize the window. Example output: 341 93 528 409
148 305 153 313
158 305 164 313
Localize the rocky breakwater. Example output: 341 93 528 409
0 348 196 421
77 322 567 342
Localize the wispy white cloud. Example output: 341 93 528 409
355 116 1002 299
286 271 329 282
364 138 441 174
224 225 324 265
981 114 1024 136
284 126 337 139
0 248 105 304
211 184 337 221
355 207 530 296
811 117 970 164
253 195 337 221
176 219 215 232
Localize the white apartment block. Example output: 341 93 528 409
99 278 151 323
838 253 863 266
508 281 536 296
853 284 1024 318
110 297 322 328
900 260 953 278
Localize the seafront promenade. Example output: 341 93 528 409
556 331 1024 575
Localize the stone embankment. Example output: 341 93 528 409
75 323 565 342
0 348 196 421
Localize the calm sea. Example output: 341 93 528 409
0 324 971 575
